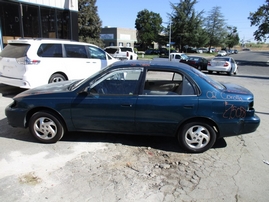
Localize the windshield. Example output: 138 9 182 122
69 65 113 90
191 68 225 90
0 44 30 58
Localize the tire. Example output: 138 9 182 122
49 73 67 83
178 122 216 153
228 67 233 76
29 111 65 143
234 67 238 75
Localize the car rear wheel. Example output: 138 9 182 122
178 122 216 153
49 73 67 83
228 68 233 76
29 111 65 143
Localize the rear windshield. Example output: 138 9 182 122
0 44 30 58
120 47 132 52
213 57 229 62
104 48 118 54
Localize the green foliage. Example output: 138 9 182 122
204 6 227 48
78 0 102 43
169 0 205 50
135 9 163 49
248 0 269 41
226 26 240 48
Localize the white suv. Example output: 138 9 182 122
0 38 118 88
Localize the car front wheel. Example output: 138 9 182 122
178 122 217 153
29 111 65 143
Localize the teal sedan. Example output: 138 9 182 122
5 60 260 153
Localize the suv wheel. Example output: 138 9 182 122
49 73 67 83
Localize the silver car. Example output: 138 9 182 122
207 57 238 75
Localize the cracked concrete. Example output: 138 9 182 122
0 74 268 202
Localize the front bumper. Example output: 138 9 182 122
5 101 28 128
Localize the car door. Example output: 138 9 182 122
136 70 199 136
87 45 109 69
71 68 143 132
64 44 99 80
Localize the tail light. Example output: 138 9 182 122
126 51 129 57
16 56 40 65
208 62 211 66
224 62 229 67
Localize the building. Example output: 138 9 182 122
0 0 78 51
100 27 137 47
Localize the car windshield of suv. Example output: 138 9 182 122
0 44 30 58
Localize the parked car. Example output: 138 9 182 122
0 38 118 89
104 46 138 60
5 60 260 153
207 57 238 75
145 49 160 55
180 56 208 71
197 48 208 53
183 47 197 53
169 52 188 62
217 50 227 56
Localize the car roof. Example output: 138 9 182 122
7 38 98 47
104 46 131 49
108 60 193 72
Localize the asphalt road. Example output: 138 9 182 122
0 51 269 202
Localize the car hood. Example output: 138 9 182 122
14 80 76 98
221 82 252 95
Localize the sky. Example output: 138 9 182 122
96 0 265 43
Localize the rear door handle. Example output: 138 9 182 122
184 105 194 109
121 104 133 107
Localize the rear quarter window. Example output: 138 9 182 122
37 44 63 57
0 44 30 58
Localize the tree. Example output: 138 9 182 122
204 6 226 50
248 0 269 41
78 0 103 47
170 0 205 51
135 9 163 50
226 26 240 49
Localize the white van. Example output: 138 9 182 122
0 38 118 88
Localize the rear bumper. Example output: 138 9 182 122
207 66 230 72
0 76 31 89
219 114 260 137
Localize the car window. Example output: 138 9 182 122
37 44 63 57
64 44 88 58
144 70 187 95
120 47 132 52
181 54 188 60
90 68 143 95
213 57 229 62
0 44 30 58
88 46 106 60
